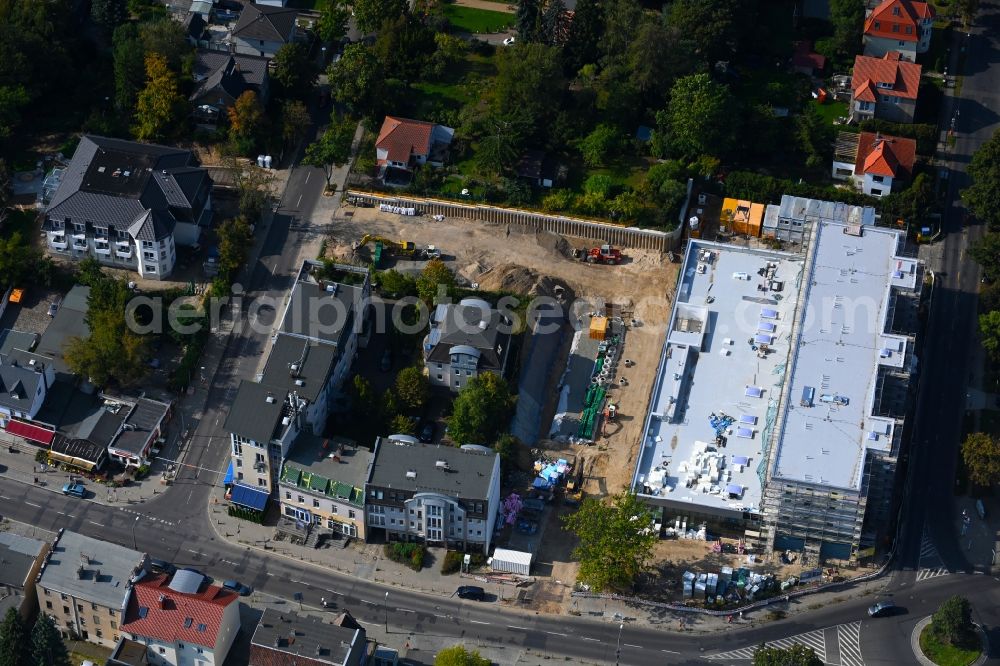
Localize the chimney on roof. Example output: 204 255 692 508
93 569 100 582
158 593 167 609
315 645 322 656
288 629 296 645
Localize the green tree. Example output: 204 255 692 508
562 492 658 592
91 0 126 30
221 152 275 223
112 24 146 118
491 42 565 134
352 0 407 34
303 115 357 187
494 432 519 470
416 259 456 304
0 232 34 287
434 645 490 666
216 216 253 283
579 123 621 167
610 190 642 221
281 100 311 149
954 0 980 25
796 105 833 169
657 73 737 161
627 18 696 110
962 432 1000 488
964 129 1000 230
563 0 604 74
667 0 743 64
327 44 384 113
316 0 350 43
376 269 417 298
272 43 318 100
133 52 184 141
829 0 865 57
931 596 974 645
30 614 71 666
66 297 149 387
752 643 824 666
970 233 1000 279
599 0 642 66
389 413 415 436
0 607 29 666
516 0 541 42
140 18 192 73
352 375 378 421
447 372 516 446
541 0 568 45
0 85 29 140
475 113 527 176
395 366 430 411
374 13 435 81
979 310 1000 361
228 91 265 155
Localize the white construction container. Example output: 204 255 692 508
490 548 533 576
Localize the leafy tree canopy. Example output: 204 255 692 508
562 492 657 592
352 0 407 34
447 372 516 446
434 645 490 666
964 128 1000 230
416 259 456 304
272 43 318 100
657 73 737 161
931 596 974 646
394 366 430 412
962 432 1000 488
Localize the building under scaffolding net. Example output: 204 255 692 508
633 195 922 565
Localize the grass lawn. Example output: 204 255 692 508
812 99 850 127
410 52 497 117
443 4 513 33
919 625 981 666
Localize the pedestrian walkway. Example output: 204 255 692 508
703 620 865 665
916 529 951 583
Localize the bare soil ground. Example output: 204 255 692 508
332 206 678 606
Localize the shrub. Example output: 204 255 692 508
383 542 426 571
35 449 49 464
541 189 575 212
583 174 615 199
441 550 464 574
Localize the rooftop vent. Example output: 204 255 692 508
265 394 276 404
76 566 85 580
325 283 337 294
81 554 91 565
405 469 417 479
289 363 300 375
158 593 167 608
294 379 305 387
435 460 450 470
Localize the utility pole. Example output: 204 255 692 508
615 622 624 666
131 516 140 550
384 591 389 634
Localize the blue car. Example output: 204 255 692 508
222 580 253 596
62 483 86 498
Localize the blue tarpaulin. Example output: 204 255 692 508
533 477 553 489
223 461 234 485
230 483 269 511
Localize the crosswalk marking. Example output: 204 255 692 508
916 529 951 583
837 621 865 666
704 621 864 665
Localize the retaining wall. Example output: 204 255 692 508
346 190 679 252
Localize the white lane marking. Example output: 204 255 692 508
296 194 303 207
546 631 568 637
25 502 41 508
88 520 103 526
469 620 490 625
581 637 600 642
395 608 415 613
290 579 308 585
304 171 311 184
507 626 530 631
434 614 449 618
662 649 680 654
624 644 642 649
360 600 376 605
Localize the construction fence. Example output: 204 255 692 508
345 191 681 252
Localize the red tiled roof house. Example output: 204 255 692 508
863 0 935 61
832 131 917 197
375 116 454 181
851 52 922 124
120 572 240 666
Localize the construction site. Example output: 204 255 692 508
326 201 679 610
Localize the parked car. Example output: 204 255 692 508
222 580 253 596
868 600 897 618
47 298 61 317
418 421 435 443
61 483 86 498
522 498 545 513
149 558 176 575
456 585 485 601
516 519 538 535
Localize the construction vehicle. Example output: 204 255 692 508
584 244 623 265
353 235 418 267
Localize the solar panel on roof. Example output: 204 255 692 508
758 322 776 333
732 455 749 465
761 308 778 319
736 427 754 439
739 415 757 425
754 333 773 344
745 386 763 398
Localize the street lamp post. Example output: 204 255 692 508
384 591 389 634
131 516 140 550
615 622 624 666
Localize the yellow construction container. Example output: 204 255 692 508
589 316 608 341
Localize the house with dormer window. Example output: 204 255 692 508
851 52 921 124
863 0 935 61
422 298 511 393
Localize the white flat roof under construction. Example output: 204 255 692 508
770 220 917 490
633 241 806 515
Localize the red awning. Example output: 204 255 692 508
5 420 55 445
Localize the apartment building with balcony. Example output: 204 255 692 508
364 436 501 554
43 136 212 280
